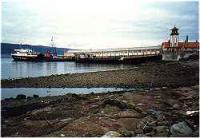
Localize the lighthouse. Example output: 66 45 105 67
161 26 199 61
170 26 179 47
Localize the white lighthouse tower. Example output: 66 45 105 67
170 26 179 47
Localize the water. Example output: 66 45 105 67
1 87 134 100
1 57 134 79
1 58 136 99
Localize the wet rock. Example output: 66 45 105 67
145 132 154 136
186 110 198 115
116 110 141 118
102 131 121 137
71 93 87 100
192 130 199 137
154 95 161 99
33 95 39 98
137 103 144 106
137 116 155 130
154 87 161 91
62 116 120 137
148 121 157 126
173 104 180 109
4 97 14 101
163 99 178 107
60 134 65 137
157 121 169 126
162 86 167 89
101 105 120 115
118 118 139 131
136 134 147 137
120 130 136 137
132 106 146 114
31 107 52 115
14 120 56 136
147 109 162 119
103 99 128 109
27 96 32 100
143 125 153 133
16 94 26 100
60 118 73 123
135 129 143 134
154 126 169 137
170 121 193 136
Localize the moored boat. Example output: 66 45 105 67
11 49 44 61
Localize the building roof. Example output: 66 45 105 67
170 26 179 35
162 41 199 49
171 26 179 31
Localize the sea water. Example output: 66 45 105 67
1 57 134 79
1 57 137 99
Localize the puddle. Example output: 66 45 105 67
1 87 135 100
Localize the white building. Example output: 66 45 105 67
162 26 199 61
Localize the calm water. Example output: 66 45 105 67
1 57 134 79
1 57 136 99
1 87 134 99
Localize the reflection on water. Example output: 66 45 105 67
1 58 134 79
1 87 134 99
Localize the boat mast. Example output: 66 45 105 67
51 36 57 56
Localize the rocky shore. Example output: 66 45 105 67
2 85 199 137
1 59 199 137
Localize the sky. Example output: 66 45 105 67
1 0 199 49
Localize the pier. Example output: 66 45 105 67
64 46 162 63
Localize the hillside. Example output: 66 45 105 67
1 43 71 56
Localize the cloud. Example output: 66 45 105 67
2 0 198 49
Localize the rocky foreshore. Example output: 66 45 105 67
1 60 199 88
1 85 199 137
1 59 199 137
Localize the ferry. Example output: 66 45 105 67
11 49 44 61
11 37 63 62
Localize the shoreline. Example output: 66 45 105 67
1 60 199 88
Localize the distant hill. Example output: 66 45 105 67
1 43 71 57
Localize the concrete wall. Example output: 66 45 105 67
162 49 198 61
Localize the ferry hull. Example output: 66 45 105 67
75 55 162 64
12 55 45 62
12 55 71 62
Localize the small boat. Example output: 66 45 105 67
11 49 44 61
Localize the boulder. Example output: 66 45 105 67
170 121 193 136
103 99 128 109
60 118 73 122
118 118 139 131
119 130 136 137
143 126 153 134
147 109 161 119
154 126 169 137
116 110 141 118
33 95 39 98
102 131 121 137
60 134 65 137
16 94 26 100
173 104 180 109
136 134 147 137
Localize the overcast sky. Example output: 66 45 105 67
2 0 199 49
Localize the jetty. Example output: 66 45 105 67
64 46 162 64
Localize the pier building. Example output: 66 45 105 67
64 47 161 63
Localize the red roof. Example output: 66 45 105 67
162 42 199 49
